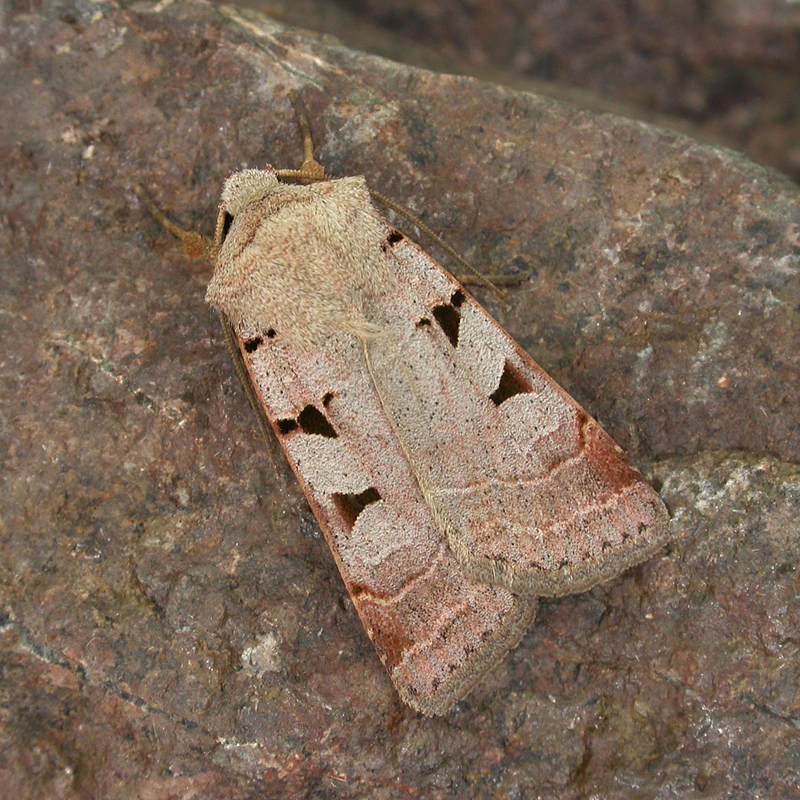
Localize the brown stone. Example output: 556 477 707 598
1 0 798 796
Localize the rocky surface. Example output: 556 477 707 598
1 1 798 797
302 0 800 183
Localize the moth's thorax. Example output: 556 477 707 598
206 172 395 351
220 168 280 216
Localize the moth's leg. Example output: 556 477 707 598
370 189 508 298
135 186 212 258
275 90 327 183
281 94 515 295
137 189 290 480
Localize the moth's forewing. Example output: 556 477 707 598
228 308 538 716
368 233 671 597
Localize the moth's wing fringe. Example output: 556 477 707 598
398 595 538 716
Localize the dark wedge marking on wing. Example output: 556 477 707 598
333 487 382 531
277 418 298 435
432 302 461 347
297 405 337 437
277 404 337 439
489 359 533 406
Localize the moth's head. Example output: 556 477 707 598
221 168 280 216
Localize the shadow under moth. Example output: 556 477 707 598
144 97 670 716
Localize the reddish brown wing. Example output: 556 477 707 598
362 227 670 597
231 315 536 716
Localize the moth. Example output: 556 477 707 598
144 97 670 716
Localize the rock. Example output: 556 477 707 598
0 0 798 797
299 0 800 183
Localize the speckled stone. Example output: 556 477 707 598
1 1 799 797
